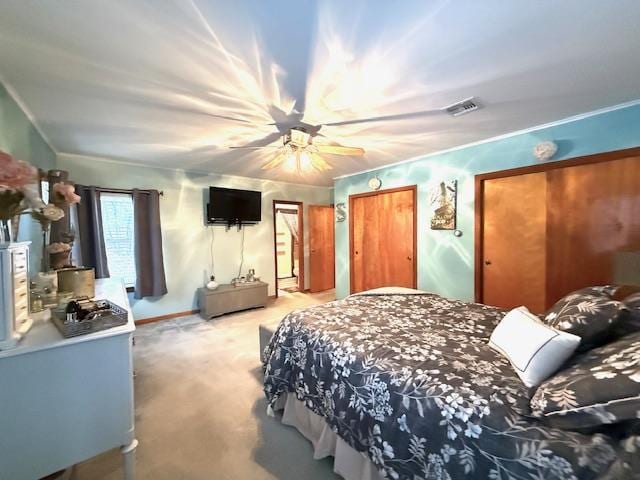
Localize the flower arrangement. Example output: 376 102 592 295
0 150 81 271
0 150 40 221
32 183 80 270
52 182 81 205
46 242 71 254
47 241 74 269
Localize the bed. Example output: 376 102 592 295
263 289 639 480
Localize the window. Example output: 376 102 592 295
100 193 137 287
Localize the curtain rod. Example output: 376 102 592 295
86 186 164 197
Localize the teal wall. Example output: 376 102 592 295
334 103 640 300
58 154 333 320
0 83 57 270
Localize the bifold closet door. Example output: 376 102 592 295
350 186 416 293
482 172 547 313
545 156 640 305
309 205 335 293
480 151 640 312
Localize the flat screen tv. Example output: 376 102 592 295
207 187 261 224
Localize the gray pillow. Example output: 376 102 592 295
544 290 626 351
530 331 640 430
572 285 619 297
613 292 640 339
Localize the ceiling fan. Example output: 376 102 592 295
228 98 480 173
231 127 364 172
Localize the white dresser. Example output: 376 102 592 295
0 278 137 480
0 242 33 349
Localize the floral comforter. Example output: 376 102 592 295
263 293 638 480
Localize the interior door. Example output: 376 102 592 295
309 205 335 292
350 186 416 293
482 172 547 312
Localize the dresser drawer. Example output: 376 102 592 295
14 287 29 310
15 305 29 323
12 251 28 273
14 271 28 288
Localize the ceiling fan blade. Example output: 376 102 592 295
229 146 281 150
261 152 287 170
295 150 302 174
316 145 365 156
229 131 282 149
310 153 332 171
321 109 442 127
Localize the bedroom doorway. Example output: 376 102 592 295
273 201 304 297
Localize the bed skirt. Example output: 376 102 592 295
270 394 382 480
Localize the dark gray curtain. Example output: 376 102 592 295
75 185 110 278
133 189 167 299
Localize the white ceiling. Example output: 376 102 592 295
1 1 640 186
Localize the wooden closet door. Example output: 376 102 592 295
350 187 416 293
482 172 547 312
546 156 640 305
309 205 335 292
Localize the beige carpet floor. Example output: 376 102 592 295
72 289 340 480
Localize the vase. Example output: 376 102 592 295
0 219 12 244
10 215 20 242
41 226 51 272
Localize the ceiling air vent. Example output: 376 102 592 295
442 97 480 117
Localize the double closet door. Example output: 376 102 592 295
479 152 640 313
350 186 417 293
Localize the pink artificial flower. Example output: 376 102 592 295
0 150 37 190
46 242 72 254
53 182 81 205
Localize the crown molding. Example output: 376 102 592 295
57 152 334 190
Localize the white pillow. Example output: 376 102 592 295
489 306 580 387
353 287 426 296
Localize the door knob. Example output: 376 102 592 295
407 256 412 261
485 260 492 265
355 251 359 255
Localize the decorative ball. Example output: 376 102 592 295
534 141 558 161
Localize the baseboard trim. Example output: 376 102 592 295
135 309 200 325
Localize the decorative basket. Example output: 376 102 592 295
51 300 128 338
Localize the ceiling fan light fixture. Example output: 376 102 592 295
286 127 311 148
263 144 333 173
256 126 362 174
